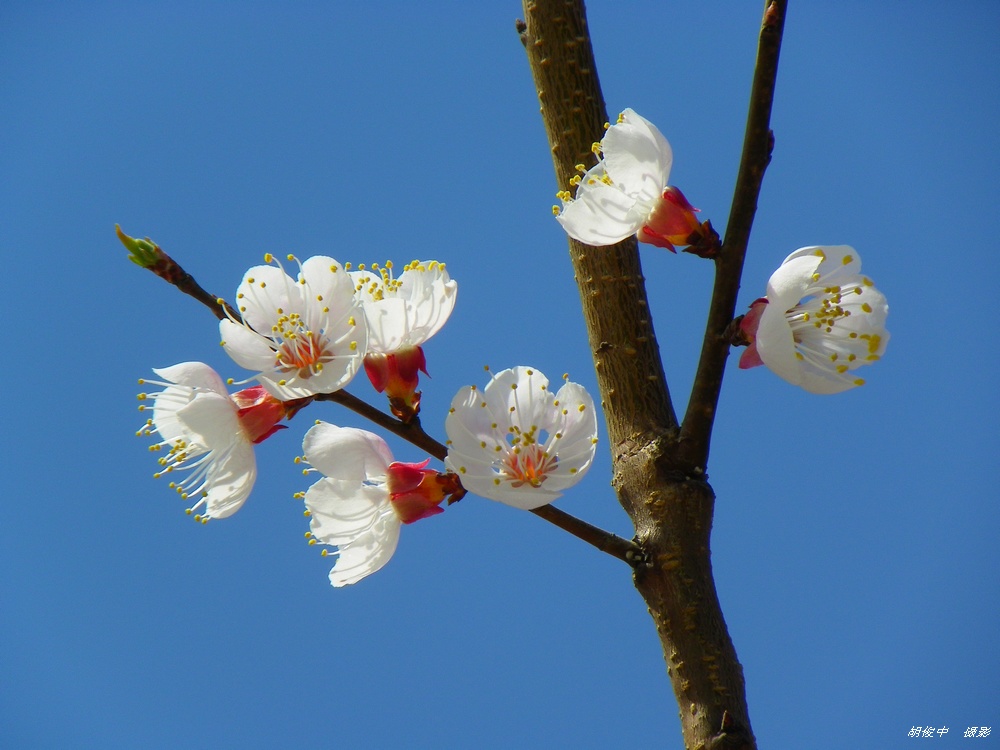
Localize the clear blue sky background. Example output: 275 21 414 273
2 2 997 748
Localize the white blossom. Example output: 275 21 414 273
350 260 457 353
444 367 598 510
220 254 366 400
137 362 261 520
300 423 448 587
739 246 889 394
555 108 702 250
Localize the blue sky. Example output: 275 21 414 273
2 2 997 748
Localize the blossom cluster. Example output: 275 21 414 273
133 106 890 588
551 109 889 393
136 243 598 585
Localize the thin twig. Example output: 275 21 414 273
124 230 643 565
680 0 787 468
315 391 641 564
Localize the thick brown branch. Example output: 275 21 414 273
515 6 677 439
680 0 787 469
520 1 769 747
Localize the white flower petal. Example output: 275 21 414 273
488 367 554 431
219 319 280 372
304 479 401 587
149 364 231 446
236 264 304 334
601 108 673 205
174 391 243 448
765 253 823 311
305 479 389 544
151 362 229 396
352 262 457 352
299 256 350 306
755 302 803 386
357 294 410 352
795 369 859 395
556 179 643 246
329 523 400 587
784 245 862 280
302 423 392 482
455 471 562 510
200 439 257 518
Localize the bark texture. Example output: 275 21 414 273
518 1 785 747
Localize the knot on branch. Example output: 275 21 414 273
624 539 653 570
704 710 755 750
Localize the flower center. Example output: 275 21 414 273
273 313 333 379
501 442 558 489
788 285 857 339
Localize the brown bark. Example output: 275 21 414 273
519 1 785 747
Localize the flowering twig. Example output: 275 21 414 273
518 1 778 746
116 225 239 322
315 390 641 564
680 0 787 468
118 226 642 565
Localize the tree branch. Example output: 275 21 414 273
120 228 642 565
314 391 642 564
519 1 778 747
680 0 787 469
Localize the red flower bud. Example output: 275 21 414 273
363 346 428 423
231 385 288 444
640 186 705 252
386 459 448 524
